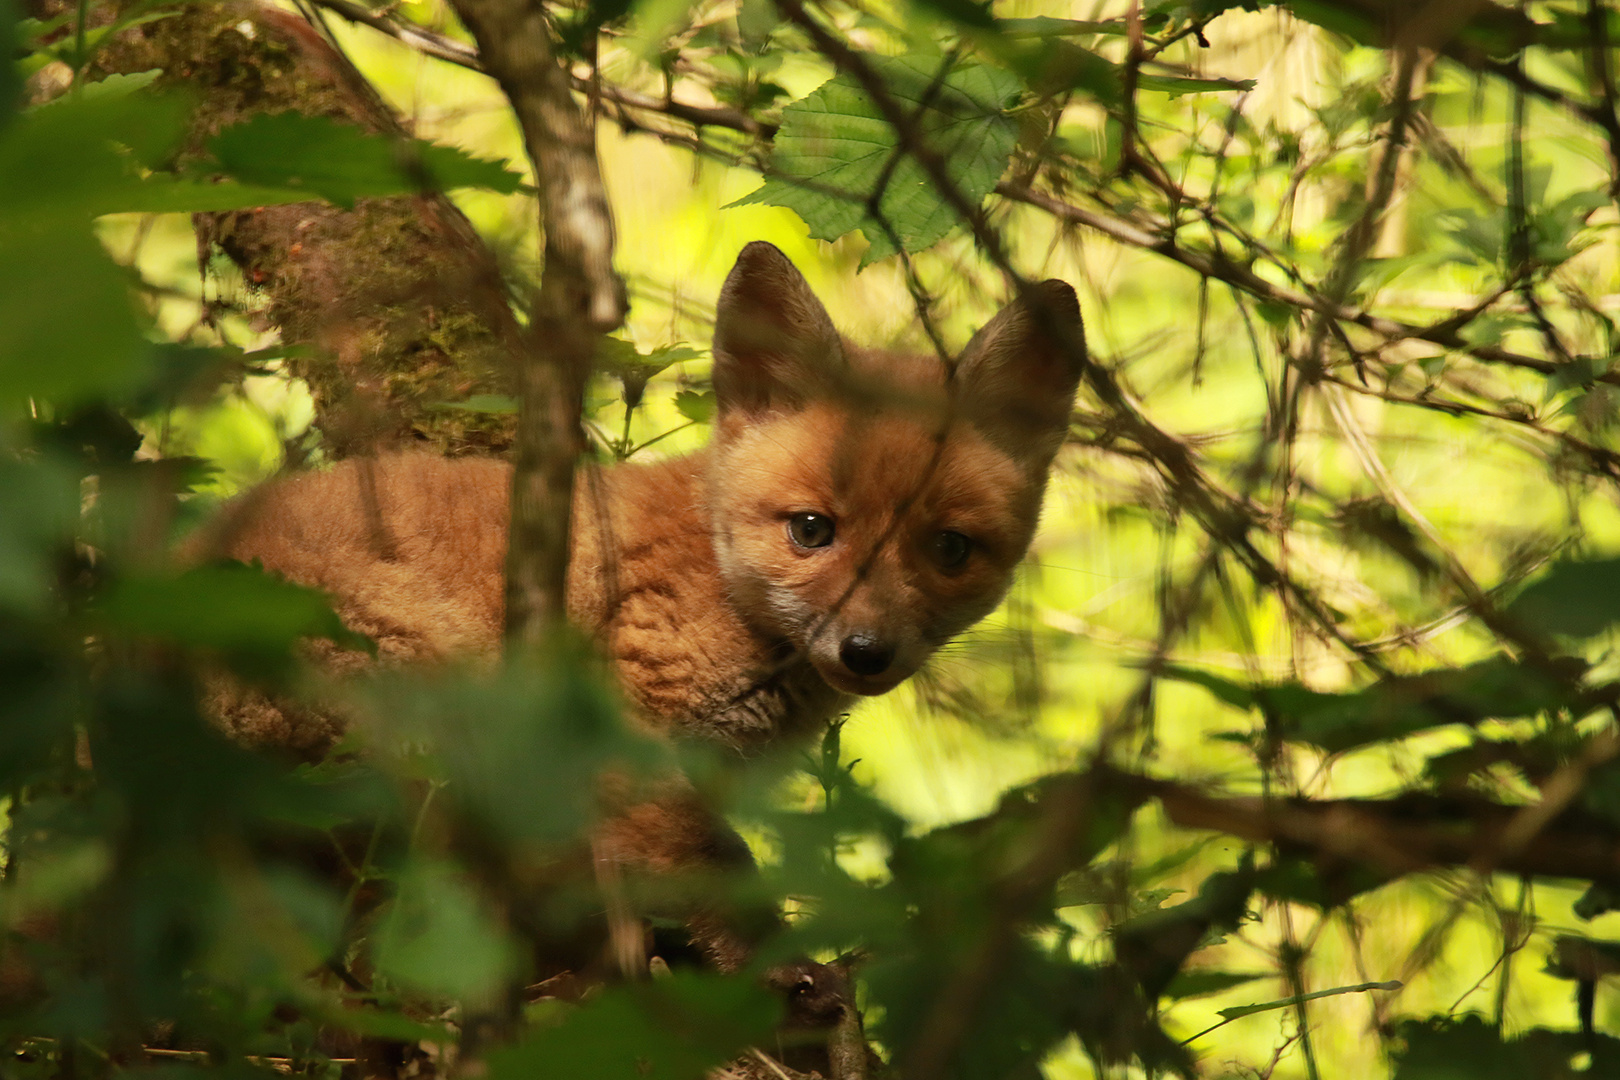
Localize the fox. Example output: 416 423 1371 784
197 240 1084 969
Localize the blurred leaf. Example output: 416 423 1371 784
1549 934 1620 981
1162 656 1586 753
97 562 373 661
0 86 190 223
207 113 525 209
0 228 148 406
909 0 994 29
0 0 18 129
0 456 80 613
1162 969 1270 1000
1507 556 1620 639
364 655 666 845
1392 1015 1620 1078
674 389 716 423
1253 854 1388 909
997 16 1127 35
1575 883 1619 921
733 55 1020 265
487 971 777 1080
1115 857 1257 999
373 858 516 1006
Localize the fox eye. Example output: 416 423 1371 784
933 530 972 570
788 512 836 549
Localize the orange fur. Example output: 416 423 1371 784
201 242 1085 759
197 244 1082 973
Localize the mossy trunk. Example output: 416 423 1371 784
40 0 524 457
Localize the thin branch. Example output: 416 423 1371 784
309 0 770 135
444 0 625 643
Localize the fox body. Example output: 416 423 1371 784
207 243 1084 759
200 243 1082 969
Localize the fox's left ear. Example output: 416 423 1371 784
955 280 1085 465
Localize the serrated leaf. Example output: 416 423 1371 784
732 55 1020 265
208 113 524 209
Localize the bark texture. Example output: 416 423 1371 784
44 0 526 457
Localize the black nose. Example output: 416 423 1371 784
839 634 894 676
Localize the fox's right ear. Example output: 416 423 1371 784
712 242 843 413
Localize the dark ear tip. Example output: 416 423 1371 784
1030 279 1081 325
734 240 791 272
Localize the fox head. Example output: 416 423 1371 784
705 241 1085 697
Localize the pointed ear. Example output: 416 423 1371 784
956 280 1085 465
712 242 843 413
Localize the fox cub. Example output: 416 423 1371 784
205 242 1084 759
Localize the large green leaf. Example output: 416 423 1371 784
732 55 1020 265
207 113 525 208
0 227 147 406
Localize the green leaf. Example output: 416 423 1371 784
674 389 716 423
907 0 994 29
0 0 19 129
487 972 777 1080
207 113 525 209
1162 969 1270 1001
1161 656 1585 754
1137 72 1255 96
0 87 190 224
362 656 667 845
1253 854 1388 909
97 562 373 659
1507 556 1620 639
1114 858 1257 999
732 55 1020 265
1392 1016 1620 1079
0 457 80 614
372 858 517 1006
0 228 146 407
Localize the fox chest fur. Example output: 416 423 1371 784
204 242 1085 758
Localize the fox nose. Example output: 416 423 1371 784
839 634 894 677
